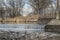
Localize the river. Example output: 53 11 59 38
0 24 45 32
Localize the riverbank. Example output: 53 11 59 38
0 31 60 40
0 15 39 24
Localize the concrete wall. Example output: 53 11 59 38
45 25 60 33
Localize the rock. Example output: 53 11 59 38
48 19 60 25
0 31 60 40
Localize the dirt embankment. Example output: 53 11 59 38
0 15 39 24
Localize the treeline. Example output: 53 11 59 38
0 0 22 18
0 0 57 19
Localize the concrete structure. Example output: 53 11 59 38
45 19 60 33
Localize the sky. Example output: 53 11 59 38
20 0 34 16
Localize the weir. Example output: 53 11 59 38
0 24 45 32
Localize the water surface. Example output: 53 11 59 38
0 24 45 32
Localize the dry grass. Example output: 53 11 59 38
0 15 39 24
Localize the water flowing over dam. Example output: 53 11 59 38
0 24 45 32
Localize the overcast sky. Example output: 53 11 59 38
20 0 34 16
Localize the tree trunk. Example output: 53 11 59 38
56 0 59 19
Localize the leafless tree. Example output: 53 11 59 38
56 0 59 19
0 0 57 18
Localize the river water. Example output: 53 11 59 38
0 24 45 32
